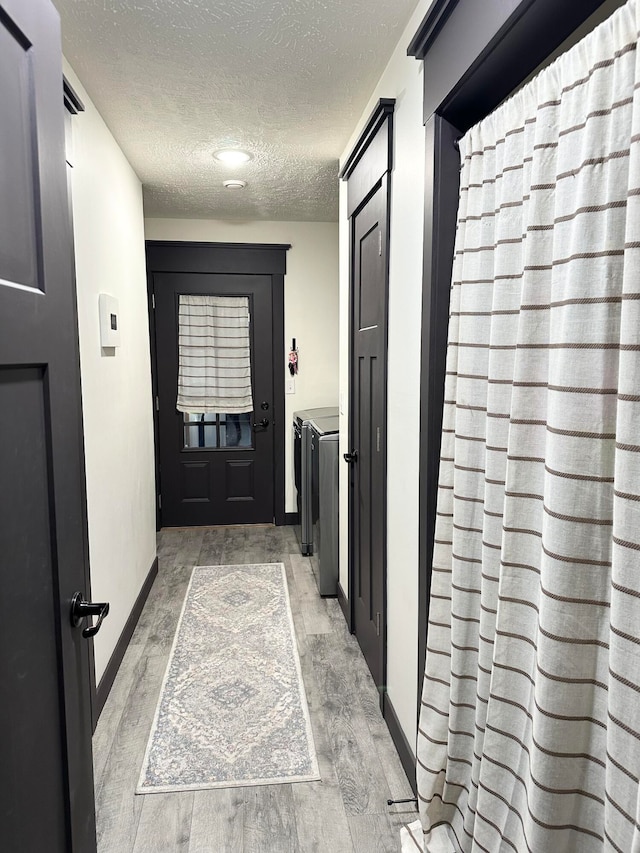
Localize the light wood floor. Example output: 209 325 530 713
93 525 415 852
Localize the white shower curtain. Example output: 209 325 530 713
405 2 640 851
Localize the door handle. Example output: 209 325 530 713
253 418 270 430
70 592 110 639
343 449 358 464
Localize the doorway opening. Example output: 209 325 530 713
340 100 394 706
146 241 289 527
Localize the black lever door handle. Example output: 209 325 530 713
70 592 110 639
253 418 270 430
343 449 358 464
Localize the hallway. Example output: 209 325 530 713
93 525 414 852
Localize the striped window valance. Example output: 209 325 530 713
176 295 253 414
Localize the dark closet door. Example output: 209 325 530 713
351 181 388 691
155 272 275 526
0 0 97 850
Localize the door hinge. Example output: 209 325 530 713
158 494 162 509
151 293 155 309
378 230 382 256
376 612 381 636
155 395 159 411
376 426 381 453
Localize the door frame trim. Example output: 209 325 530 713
341 99 394 702
63 88 100 732
145 240 290 527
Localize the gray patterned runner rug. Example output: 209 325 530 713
137 563 319 793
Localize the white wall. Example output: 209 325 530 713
64 62 157 684
144 219 339 515
339 0 431 753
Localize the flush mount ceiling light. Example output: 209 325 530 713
214 149 252 165
223 179 247 190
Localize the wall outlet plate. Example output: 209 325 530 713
286 379 295 394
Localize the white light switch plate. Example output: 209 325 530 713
98 293 120 348
286 379 296 394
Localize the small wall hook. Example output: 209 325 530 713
288 338 299 376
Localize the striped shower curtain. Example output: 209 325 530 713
404 2 640 850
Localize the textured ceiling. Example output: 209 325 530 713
53 0 420 221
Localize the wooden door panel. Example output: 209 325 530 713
181 460 210 501
356 353 372 608
358 223 383 329
370 351 385 624
0 11 41 290
0 1 97 850
226 459 255 500
351 182 387 691
155 271 274 526
0 368 67 850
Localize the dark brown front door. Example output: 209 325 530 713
154 272 275 526
350 180 388 692
0 1 97 850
